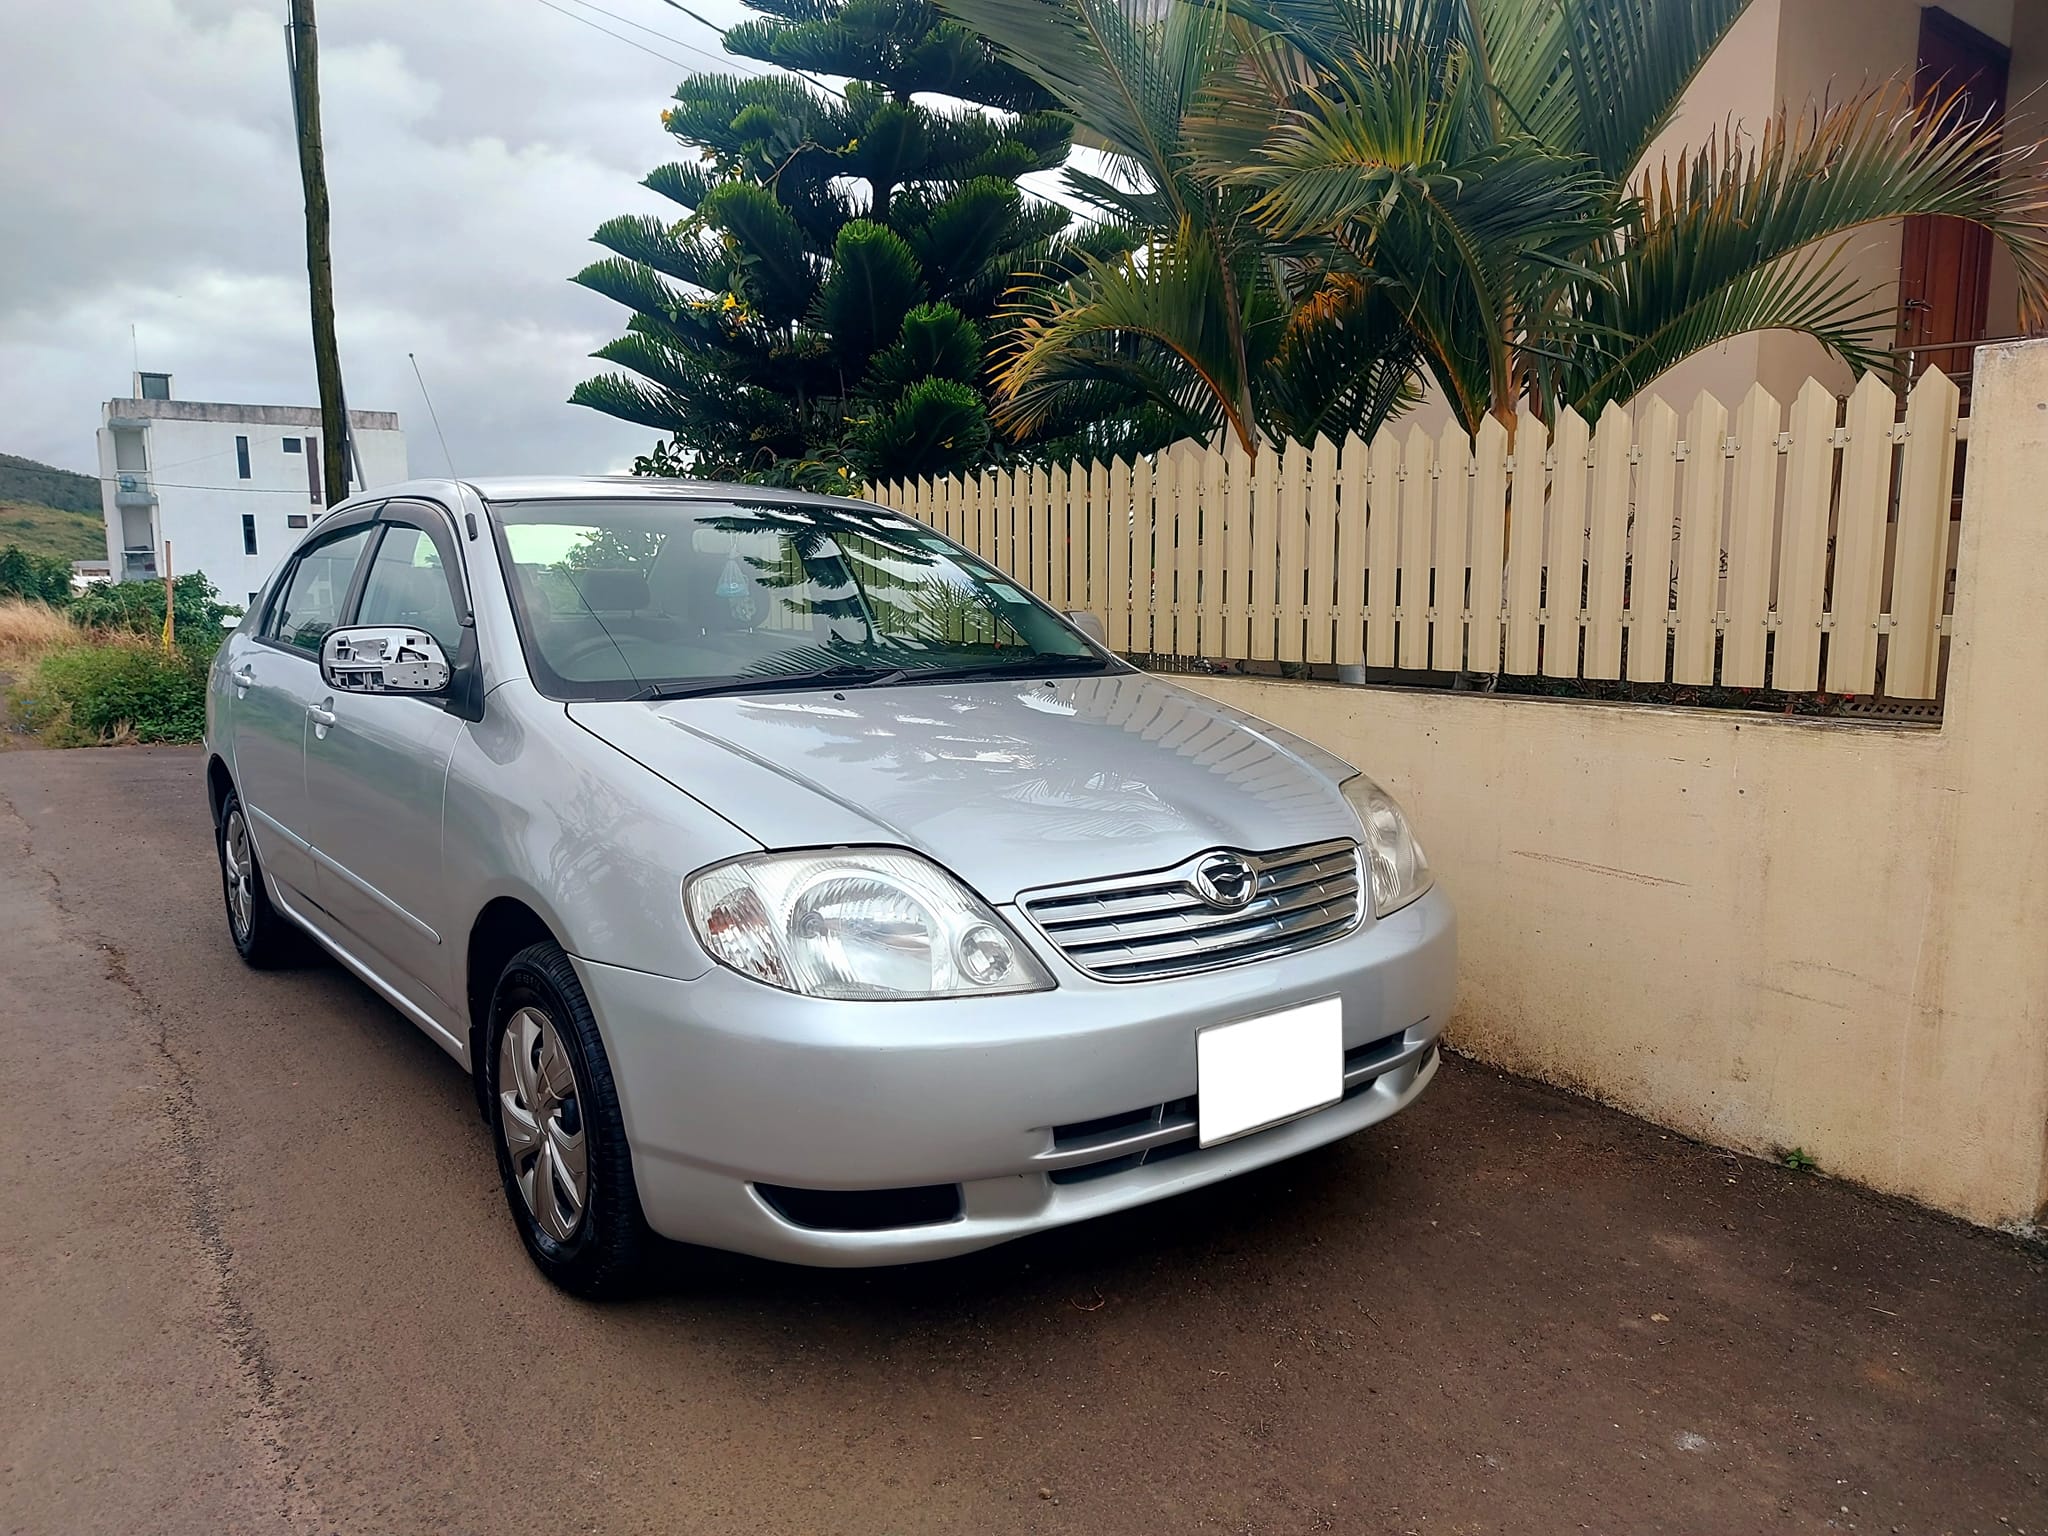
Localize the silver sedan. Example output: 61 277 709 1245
205 478 1454 1295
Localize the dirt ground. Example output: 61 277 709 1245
1 744 2042 1536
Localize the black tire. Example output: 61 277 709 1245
484 941 648 1298
216 788 303 968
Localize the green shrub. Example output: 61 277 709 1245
68 573 238 659
0 545 73 604
8 638 214 745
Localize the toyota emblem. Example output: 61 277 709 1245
1193 853 1258 910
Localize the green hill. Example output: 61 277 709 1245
0 453 99 516
0 501 105 562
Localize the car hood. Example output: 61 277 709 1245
567 670 1363 903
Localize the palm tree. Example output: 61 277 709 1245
941 0 2048 446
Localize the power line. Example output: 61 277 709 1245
91 475 326 495
644 0 847 99
561 0 771 76
534 0 695 68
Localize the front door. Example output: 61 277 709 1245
299 502 471 1009
229 519 378 898
1898 7 2011 391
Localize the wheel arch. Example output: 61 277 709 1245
465 894 566 1118
205 754 235 827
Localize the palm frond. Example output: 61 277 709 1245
1567 83 2048 411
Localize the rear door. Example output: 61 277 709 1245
229 516 378 899
299 501 472 1008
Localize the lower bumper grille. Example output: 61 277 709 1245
1043 1027 1416 1186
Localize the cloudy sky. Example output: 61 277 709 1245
0 0 1078 481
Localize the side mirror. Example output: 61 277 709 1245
1064 609 1108 646
321 625 452 695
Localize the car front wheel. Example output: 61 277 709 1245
485 941 648 1297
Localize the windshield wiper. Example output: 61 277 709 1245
900 654 1119 684
634 664 910 702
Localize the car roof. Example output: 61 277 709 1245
367 474 891 515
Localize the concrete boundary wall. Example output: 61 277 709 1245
1176 340 2048 1228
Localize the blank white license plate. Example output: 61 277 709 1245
1196 997 1343 1147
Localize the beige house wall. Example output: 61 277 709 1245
1174 337 2048 1230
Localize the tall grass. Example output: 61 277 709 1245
0 597 76 667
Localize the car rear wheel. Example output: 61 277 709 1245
485 941 648 1297
217 789 302 968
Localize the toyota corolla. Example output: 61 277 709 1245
204 477 1455 1295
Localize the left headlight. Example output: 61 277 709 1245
684 849 1054 1000
1341 776 1433 918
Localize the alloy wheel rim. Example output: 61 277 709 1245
223 810 255 941
497 1006 589 1242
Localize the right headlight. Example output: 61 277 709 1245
1341 776 1433 918
684 848 1054 1000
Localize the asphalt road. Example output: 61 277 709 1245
2 745 2044 1536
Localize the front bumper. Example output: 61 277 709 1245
574 885 1455 1266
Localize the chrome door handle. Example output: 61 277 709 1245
231 666 255 687
307 703 338 727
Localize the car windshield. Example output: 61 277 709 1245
489 497 1115 701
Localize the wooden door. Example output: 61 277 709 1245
1898 8 2011 387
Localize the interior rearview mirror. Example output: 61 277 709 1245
321 625 452 695
1064 609 1108 646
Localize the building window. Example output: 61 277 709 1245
288 514 309 529
138 372 170 400
242 514 258 556
235 435 250 479
306 438 323 505
282 437 302 453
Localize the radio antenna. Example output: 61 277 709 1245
408 351 457 476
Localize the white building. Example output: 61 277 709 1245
97 371 408 607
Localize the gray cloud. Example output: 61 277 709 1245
0 0 770 478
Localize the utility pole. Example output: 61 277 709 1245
287 0 351 506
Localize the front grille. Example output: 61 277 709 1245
1020 839 1362 981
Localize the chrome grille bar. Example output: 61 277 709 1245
1021 838 1362 981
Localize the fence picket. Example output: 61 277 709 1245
1673 393 1728 684
1468 415 1509 675
1247 443 1279 661
1398 425 1435 670
1626 397 1679 683
1721 385 1780 687
1173 444 1204 656
1503 407 1545 674
1104 457 1132 650
995 466 1019 581
1335 433 1370 667
1366 429 1402 667
1221 436 1253 661
1129 454 1155 655
1273 438 1309 662
1825 373 1896 694
1200 447 1229 657
1543 407 1590 678
1306 436 1340 664
1888 369 1960 699
1584 403 1633 678
1433 419 1472 673
1775 379 1838 691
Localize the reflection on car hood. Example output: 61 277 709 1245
567 671 1361 902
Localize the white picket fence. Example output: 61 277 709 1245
872 370 1966 700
